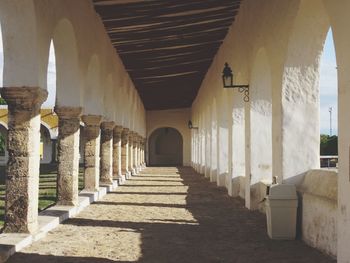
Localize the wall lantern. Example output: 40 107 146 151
188 120 198 130
222 62 250 102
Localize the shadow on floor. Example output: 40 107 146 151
8 167 336 263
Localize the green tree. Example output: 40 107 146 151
320 134 338 155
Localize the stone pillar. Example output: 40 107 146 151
141 138 145 167
121 128 130 178
82 115 102 192
128 132 135 176
55 106 82 206
133 134 139 174
1 87 47 233
100 121 115 185
113 125 123 183
137 135 141 171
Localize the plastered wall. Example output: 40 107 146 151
190 0 350 260
146 108 191 166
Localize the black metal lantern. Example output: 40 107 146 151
222 62 234 87
222 62 250 102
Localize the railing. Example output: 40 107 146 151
320 155 338 168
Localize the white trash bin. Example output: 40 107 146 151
266 184 298 240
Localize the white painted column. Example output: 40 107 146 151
210 100 218 182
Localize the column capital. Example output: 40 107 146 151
129 131 137 139
1 87 48 110
101 121 116 131
82 115 102 126
54 106 82 119
122 128 130 136
113 125 123 136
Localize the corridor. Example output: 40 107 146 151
8 167 334 263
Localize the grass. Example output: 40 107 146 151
0 164 84 228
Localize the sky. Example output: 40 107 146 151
0 27 338 135
319 29 338 135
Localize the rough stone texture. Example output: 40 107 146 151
136 135 142 170
133 134 139 173
141 138 146 165
8 167 335 263
99 121 115 185
128 132 135 175
121 128 130 176
113 126 123 180
82 115 102 192
55 106 82 206
298 169 338 257
0 87 48 234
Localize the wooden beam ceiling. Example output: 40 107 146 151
93 0 241 110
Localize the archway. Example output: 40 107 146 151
149 127 183 166
40 124 53 164
246 48 272 210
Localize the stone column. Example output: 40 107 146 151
113 125 123 183
100 121 115 185
137 135 141 171
55 106 82 206
1 87 47 233
82 115 102 192
128 132 135 176
133 134 139 174
140 138 144 167
142 138 146 166
121 128 130 178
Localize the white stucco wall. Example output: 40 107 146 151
0 0 147 136
298 169 337 257
189 0 350 259
146 108 191 166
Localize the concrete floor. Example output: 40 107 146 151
8 167 335 263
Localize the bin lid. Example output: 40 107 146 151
267 184 297 200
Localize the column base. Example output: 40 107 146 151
56 200 77 207
100 179 113 186
117 175 126 185
125 171 132 179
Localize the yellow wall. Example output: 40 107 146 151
0 108 58 129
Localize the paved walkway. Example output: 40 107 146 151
8 167 335 263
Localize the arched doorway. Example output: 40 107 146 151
149 127 183 166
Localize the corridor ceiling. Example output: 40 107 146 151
93 0 241 110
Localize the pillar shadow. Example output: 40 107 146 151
7 167 336 263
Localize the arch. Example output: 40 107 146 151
51 18 81 107
210 97 218 182
103 73 115 121
83 54 103 114
40 124 53 164
0 0 41 87
43 40 56 108
246 47 273 209
217 89 229 188
278 0 331 184
148 127 183 166
41 121 58 140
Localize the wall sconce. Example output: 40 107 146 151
188 120 198 130
222 62 249 102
